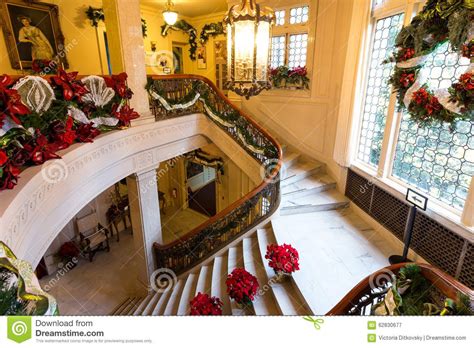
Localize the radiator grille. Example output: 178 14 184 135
459 243 474 289
346 168 473 289
345 169 372 214
371 186 409 241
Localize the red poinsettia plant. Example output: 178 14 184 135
461 40 474 60
449 72 474 113
265 243 300 275
395 47 415 62
189 292 223 315
226 268 259 305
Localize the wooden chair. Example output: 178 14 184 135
75 212 111 262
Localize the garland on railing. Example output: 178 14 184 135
0 70 139 190
85 6 148 37
185 149 225 175
385 0 474 129
199 22 226 45
0 241 58 315
146 78 277 158
161 20 198 60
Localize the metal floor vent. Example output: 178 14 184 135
345 168 473 289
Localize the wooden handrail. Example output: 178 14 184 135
327 263 474 315
149 74 283 250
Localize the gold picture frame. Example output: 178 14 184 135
0 0 69 70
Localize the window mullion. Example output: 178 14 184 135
376 3 415 178
461 178 474 227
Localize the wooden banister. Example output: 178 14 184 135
147 74 282 274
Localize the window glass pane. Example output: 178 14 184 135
270 35 286 68
274 10 285 26
392 42 472 210
288 33 308 68
357 13 404 166
290 6 309 24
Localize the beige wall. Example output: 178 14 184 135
240 0 355 186
0 0 105 75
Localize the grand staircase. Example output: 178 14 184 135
114 146 357 316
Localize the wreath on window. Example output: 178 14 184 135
161 20 198 60
199 22 226 45
386 0 474 130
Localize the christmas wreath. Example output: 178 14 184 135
0 70 139 191
200 22 226 45
85 6 148 37
161 20 198 60
386 0 474 129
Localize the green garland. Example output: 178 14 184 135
200 22 226 45
373 264 473 316
161 20 198 60
146 78 278 158
85 6 148 37
386 0 474 129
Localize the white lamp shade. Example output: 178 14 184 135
163 10 178 25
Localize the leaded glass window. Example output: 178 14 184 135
357 13 404 166
270 36 286 68
275 10 285 26
288 33 308 68
289 6 309 24
392 42 472 210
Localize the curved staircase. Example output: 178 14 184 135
118 147 356 316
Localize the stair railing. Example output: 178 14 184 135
147 74 282 275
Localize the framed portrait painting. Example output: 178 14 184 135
0 0 68 70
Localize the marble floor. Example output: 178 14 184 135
39 208 209 315
271 208 416 314
40 230 140 315
161 208 209 244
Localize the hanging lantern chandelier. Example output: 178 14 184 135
224 0 274 99
163 0 178 26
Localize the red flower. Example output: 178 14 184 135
265 243 300 274
111 104 140 126
104 73 133 99
0 163 21 190
49 117 77 150
0 150 8 166
76 123 101 143
399 72 415 88
397 47 415 62
189 293 223 315
226 268 259 305
410 88 443 118
51 69 89 102
461 41 474 59
0 75 30 126
458 73 474 91
288 66 307 77
24 132 61 165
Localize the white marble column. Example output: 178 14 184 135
102 0 154 125
126 169 163 294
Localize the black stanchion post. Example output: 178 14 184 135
388 188 427 265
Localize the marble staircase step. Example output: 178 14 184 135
133 292 154 315
151 289 173 315
256 228 313 315
163 279 185 315
281 160 324 187
283 150 300 168
280 189 349 215
122 297 142 315
141 292 161 315
282 173 336 199
242 237 280 315
227 243 248 315
111 297 133 315
177 273 198 315
211 255 232 315
195 265 212 295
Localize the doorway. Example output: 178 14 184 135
172 44 185 74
